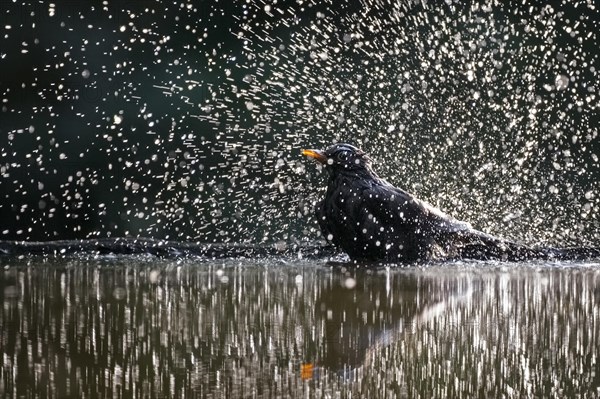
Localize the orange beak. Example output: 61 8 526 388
301 149 327 164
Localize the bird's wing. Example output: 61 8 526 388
360 183 473 235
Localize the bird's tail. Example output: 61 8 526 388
444 230 600 262
538 246 600 261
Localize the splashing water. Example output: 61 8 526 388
0 1 598 246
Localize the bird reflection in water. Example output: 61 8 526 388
1 259 599 397
302 266 474 380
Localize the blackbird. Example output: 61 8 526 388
302 143 599 263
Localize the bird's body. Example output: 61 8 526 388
317 165 466 262
303 144 598 263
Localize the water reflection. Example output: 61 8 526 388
1 258 599 397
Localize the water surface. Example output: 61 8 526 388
1 256 599 398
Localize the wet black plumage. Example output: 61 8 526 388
302 143 599 263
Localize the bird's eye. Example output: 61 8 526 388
337 151 350 162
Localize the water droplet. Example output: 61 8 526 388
555 74 569 90
344 277 357 289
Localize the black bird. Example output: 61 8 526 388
302 143 599 263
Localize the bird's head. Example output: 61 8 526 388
302 143 372 174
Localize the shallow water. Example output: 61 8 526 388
2 256 599 398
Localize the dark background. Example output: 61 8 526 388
0 0 598 245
